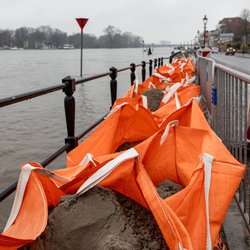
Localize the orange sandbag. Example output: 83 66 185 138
123 58 196 100
123 75 167 98
183 58 195 77
155 63 182 82
67 101 245 248
66 102 159 167
109 84 200 128
0 162 65 249
99 107 245 249
153 85 200 126
0 101 244 250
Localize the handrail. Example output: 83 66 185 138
77 115 107 141
215 63 250 84
0 143 71 202
0 83 66 108
0 115 108 202
169 51 182 63
0 63 144 108
197 55 250 84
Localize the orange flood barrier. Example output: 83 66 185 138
0 59 245 250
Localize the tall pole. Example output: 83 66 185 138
197 30 200 47
202 15 208 48
245 19 248 45
76 18 88 78
203 25 206 47
80 28 83 77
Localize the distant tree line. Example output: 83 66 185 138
0 25 143 49
240 9 250 45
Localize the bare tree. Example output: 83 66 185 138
0 29 13 47
14 27 29 48
0 25 143 49
103 26 121 48
240 8 250 45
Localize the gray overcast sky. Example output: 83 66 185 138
1 0 249 44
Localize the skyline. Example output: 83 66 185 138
0 0 249 44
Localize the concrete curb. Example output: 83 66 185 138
235 53 250 59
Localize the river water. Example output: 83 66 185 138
0 47 173 229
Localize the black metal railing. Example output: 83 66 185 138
0 57 166 202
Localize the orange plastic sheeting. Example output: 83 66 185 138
99 115 244 249
124 58 195 99
155 65 183 83
123 75 166 98
183 58 195 77
66 103 158 167
154 85 201 125
161 100 209 131
113 85 200 127
1 162 64 249
0 58 245 249
115 83 200 129
0 101 245 249
155 58 195 82
0 154 121 249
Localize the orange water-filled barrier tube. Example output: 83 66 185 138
0 59 245 250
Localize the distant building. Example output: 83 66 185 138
219 33 234 50
218 17 243 33
203 16 250 49
209 29 220 47
218 17 249 46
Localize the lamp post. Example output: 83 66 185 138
197 30 200 47
203 15 208 47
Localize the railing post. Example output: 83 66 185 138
169 55 173 64
149 59 153 76
141 61 146 82
158 58 161 68
62 76 78 152
154 58 157 68
161 57 164 66
130 63 136 86
109 67 117 107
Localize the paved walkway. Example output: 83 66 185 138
201 96 250 249
224 199 250 249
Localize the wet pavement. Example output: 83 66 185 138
223 199 250 250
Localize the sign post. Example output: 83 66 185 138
76 18 88 77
